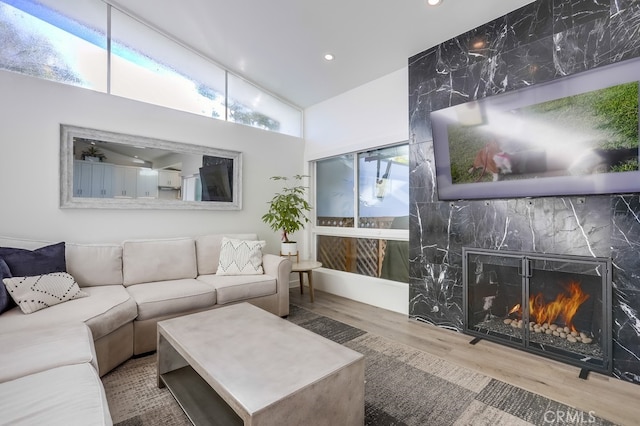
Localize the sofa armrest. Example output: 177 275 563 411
262 254 292 315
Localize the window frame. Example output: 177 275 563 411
311 141 410 262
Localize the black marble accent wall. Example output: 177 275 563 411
408 0 640 385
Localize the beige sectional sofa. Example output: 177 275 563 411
0 233 292 425
0 322 112 425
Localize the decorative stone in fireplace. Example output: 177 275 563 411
462 248 612 378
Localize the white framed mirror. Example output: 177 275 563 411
60 125 242 210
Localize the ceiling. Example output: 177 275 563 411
110 0 535 109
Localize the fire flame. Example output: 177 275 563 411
508 304 521 315
509 281 589 332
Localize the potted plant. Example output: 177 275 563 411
81 146 106 162
261 175 312 256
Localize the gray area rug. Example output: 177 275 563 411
103 305 616 426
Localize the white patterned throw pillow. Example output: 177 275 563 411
216 237 266 275
2 272 88 314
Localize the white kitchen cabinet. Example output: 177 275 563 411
73 161 93 198
90 163 114 198
137 169 158 198
158 170 181 188
113 166 138 198
74 160 113 198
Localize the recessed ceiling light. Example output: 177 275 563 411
324 53 334 61
427 0 442 5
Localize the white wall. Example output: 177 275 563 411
305 68 409 161
0 70 305 253
303 68 410 314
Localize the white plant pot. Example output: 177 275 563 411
281 241 298 256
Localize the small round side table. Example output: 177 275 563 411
291 260 322 302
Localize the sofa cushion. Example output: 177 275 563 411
195 233 258 275
126 278 216 321
0 363 112 426
0 241 66 277
66 243 123 287
0 322 97 383
122 238 197 286
3 272 88 314
0 242 68 315
216 237 266 275
197 273 276 305
0 259 12 314
0 285 137 341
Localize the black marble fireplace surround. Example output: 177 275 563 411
408 0 640 384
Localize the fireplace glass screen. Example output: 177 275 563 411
463 248 612 375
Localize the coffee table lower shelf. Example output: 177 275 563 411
160 366 242 426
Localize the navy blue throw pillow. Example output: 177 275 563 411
0 242 66 278
0 259 13 314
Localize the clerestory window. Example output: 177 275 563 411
0 0 302 137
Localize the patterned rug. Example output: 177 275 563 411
102 305 616 426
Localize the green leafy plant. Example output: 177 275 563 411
261 175 312 243
81 145 106 161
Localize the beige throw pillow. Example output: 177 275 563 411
2 272 88 314
216 237 266 275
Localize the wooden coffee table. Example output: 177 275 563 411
157 303 364 426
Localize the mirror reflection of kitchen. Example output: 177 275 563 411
72 138 233 202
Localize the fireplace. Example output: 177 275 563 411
462 248 612 377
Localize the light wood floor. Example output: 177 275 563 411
290 288 639 425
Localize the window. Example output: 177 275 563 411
316 235 409 282
316 154 354 227
314 143 409 283
0 0 107 91
227 74 302 137
109 8 226 119
0 0 302 137
358 145 409 229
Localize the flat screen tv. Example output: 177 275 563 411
430 57 640 200
199 155 234 202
